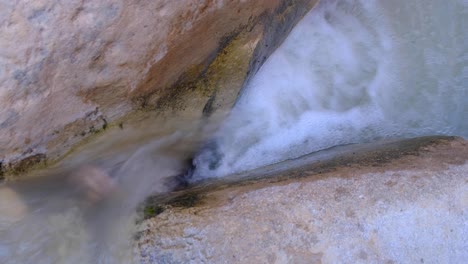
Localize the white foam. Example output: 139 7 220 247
192 0 468 179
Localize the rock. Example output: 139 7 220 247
136 136 468 263
0 186 28 230
0 0 319 179
69 165 116 203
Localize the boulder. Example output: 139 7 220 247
136 136 468 263
0 0 319 179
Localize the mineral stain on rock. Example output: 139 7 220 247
3 153 47 180
141 136 459 212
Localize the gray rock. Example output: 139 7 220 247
136 136 468 263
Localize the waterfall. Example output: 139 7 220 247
192 0 468 179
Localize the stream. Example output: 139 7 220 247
0 0 467 263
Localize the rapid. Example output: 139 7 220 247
192 0 468 179
0 0 466 263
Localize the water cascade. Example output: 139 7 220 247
192 0 467 179
0 0 466 263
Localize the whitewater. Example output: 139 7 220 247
192 0 468 179
0 0 466 263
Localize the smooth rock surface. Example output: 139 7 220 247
136 136 468 263
0 0 318 179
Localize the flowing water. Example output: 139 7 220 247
0 0 467 263
192 0 468 179
0 131 203 263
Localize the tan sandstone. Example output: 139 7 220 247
0 0 319 179
136 136 468 263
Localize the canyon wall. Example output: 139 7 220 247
0 0 319 179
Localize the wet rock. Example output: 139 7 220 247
69 165 116 203
136 136 468 263
0 0 319 179
0 186 28 230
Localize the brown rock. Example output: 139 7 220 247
0 0 319 179
136 136 468 263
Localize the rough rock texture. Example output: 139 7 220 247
136 136 468 263
0 0 319 179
